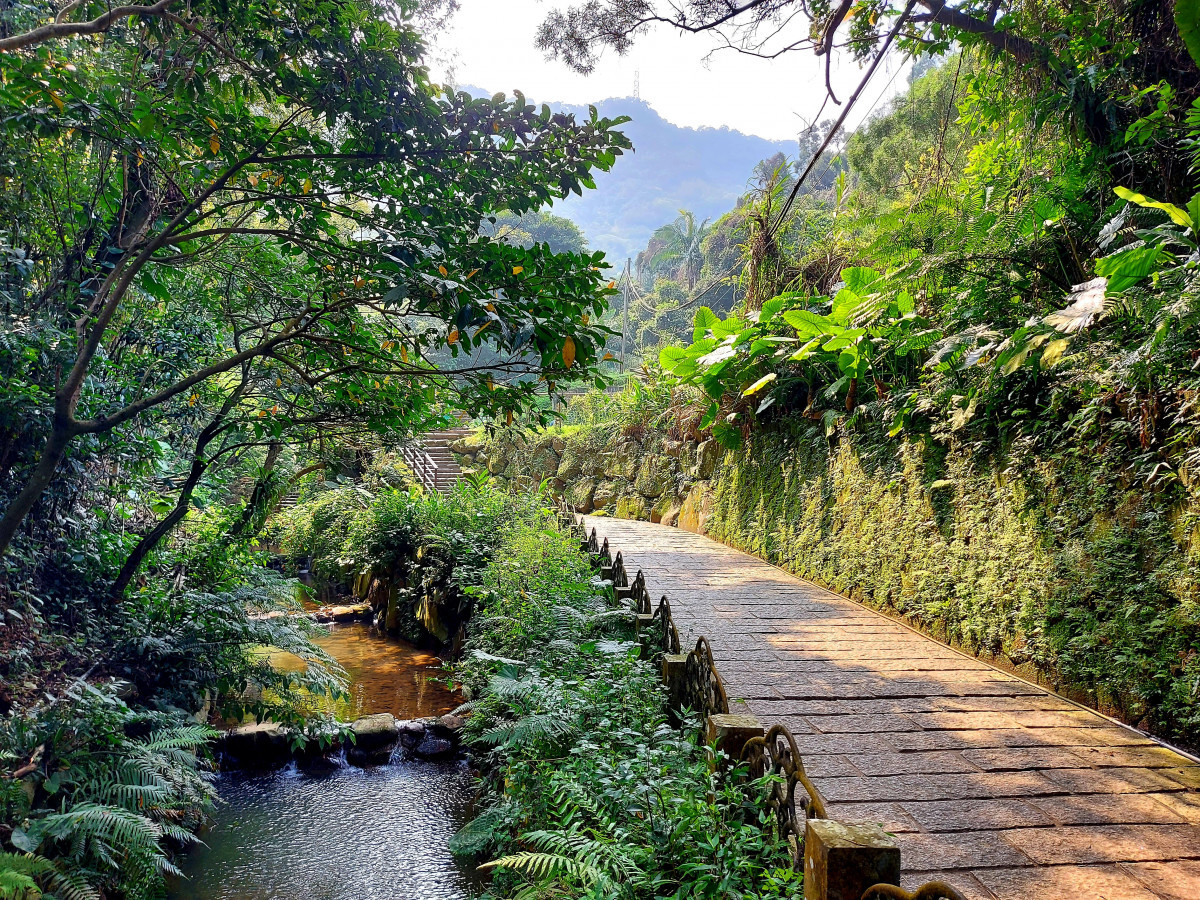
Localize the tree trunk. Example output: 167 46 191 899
0 421 74 557
111 456 206 597
230 441 283 538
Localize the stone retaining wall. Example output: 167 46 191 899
450 426 723 533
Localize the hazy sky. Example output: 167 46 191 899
428 0 911 143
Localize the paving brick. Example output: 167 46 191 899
822 801 921 833
1161 765 1200 790
908 711 1026 731
1025 793 1187 826
1122 860 1200 900
1067 744 1195 769
801 713 922 734
1143 790 1200 823
975 864 1159 899
899 799 1052 832
959 746 1094 771
1000 824 1200 864
894 831 1033 871
853 751 980 776
1043 767 1186 795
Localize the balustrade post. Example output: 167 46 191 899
705 712 764 762
803 820 900 900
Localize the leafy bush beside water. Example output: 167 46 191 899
451 509 801 899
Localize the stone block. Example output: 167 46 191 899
678 482 713 534
704 713 763 761
662 653 688 709
803 819 901 900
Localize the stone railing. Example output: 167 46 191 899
559 501 966 900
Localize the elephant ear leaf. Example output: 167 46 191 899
1177 0 1200 67
692 306 718 342
1114 186 1192 228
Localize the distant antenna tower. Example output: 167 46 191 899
633 69 640 100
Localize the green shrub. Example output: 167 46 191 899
453 514 802 899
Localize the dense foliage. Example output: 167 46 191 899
535 22 1200 744
450 504 801 899
0 0 629 893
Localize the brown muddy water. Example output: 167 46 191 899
171 624 480 900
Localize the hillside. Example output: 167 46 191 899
462 89 798 265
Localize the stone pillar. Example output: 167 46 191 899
704 713 764 761
803 820 900 900
662 653 688 710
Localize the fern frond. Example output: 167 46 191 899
480 714 576 750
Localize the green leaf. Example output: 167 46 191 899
1177 0 1200 67
658 346 696 377
1114 186 1192 227
782 309 831 338
692 306 718 342
1096 244 1170 293
840 266 881 294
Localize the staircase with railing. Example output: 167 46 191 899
400 426 475 494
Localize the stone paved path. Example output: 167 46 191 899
582 516 1200 900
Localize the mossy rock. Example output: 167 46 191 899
607 441 640 478
566 479 596 512
635 454 674 499
615 495 650 520
593 481 619 509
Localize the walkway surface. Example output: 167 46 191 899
582 516 1200 900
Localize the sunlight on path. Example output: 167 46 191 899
584 516 1200 900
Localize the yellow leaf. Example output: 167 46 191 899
486 302 495 312
1041 337 1070 368
400 346 409 362
209 134 220 155
493 122 500 133
257 410 266 417
512 266 524 275
474 322 491 337
742 372 777 397
274 174 284 188
374 381 381 389
248 173 259 187
276 378 282 387
188 393 198 406
607 280 616 289
302 178 312 194
438 265 448 276
506 410 513 425
562 336 576 369
49 91 64 112
487 375 495 391
602 352 615 361
448 329 459 344
466 268 479 279
354 277 365 288
205 116 217 130
581 314 589 325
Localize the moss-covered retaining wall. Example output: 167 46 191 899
462 423 1200 747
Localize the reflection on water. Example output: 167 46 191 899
172 759 477 900
275 623 460 721
172 624 476 900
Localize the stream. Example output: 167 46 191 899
171 624 480 900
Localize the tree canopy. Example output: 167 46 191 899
0 0 631 557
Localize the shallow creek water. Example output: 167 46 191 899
171 624 479 900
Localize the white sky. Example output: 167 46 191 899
428 0 912 142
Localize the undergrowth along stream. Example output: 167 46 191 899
447 502 802 899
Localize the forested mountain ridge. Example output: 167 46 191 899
459 89 800 262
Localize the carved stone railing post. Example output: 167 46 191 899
803 820 900 900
